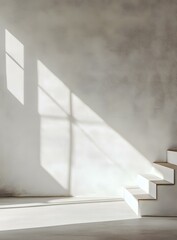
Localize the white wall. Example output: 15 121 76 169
0 0 177 197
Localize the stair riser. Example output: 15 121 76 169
137 175 156 198
124 189 139 216
154 164 174 184
167 151 177 165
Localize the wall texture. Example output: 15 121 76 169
0 0 177 197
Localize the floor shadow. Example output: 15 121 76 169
0 217 177 240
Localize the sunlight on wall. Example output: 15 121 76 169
72 95 152 196
5 30 24 104
38 60 70 192
37 60 152 197
38 61 70 114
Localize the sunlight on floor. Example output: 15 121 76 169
0 198 138 231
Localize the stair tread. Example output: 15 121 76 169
140 174 171 185
126 187 154 200
154 162 177 169
168 149 177 152
140 174 161 181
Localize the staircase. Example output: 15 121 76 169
124 150 177 216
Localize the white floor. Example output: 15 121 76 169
0 198 177 240
0 197 137 231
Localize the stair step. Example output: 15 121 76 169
138 174 171 185
168 150 177 165
156 162 177 169
124 159 177 216
153 162 175 184
137 174 171 198
126 187 154 200
124 187 154 215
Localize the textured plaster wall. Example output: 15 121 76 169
0 0 177 197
